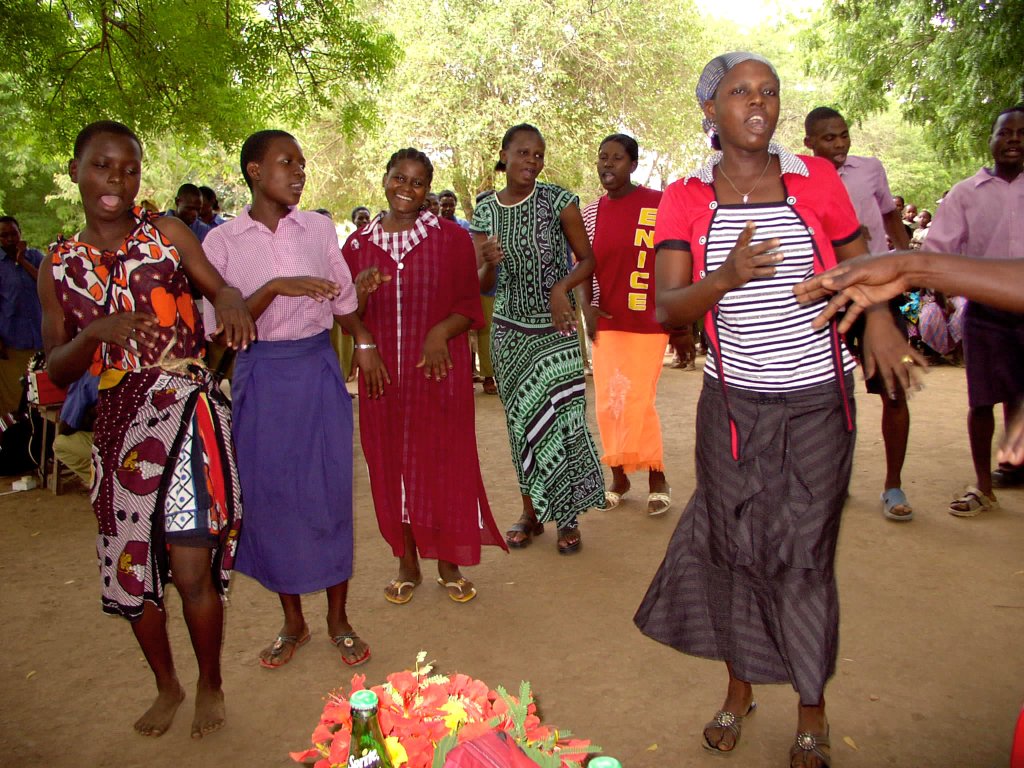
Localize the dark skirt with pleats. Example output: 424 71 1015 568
635 375 855 704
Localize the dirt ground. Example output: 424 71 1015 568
1 360 1022 768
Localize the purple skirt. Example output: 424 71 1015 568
232 331 354 594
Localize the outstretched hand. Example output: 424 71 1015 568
794 254 911 332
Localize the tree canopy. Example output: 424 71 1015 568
0 0 400 153
801 0 1024 160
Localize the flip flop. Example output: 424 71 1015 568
881 487 913 521
647 490 672 516
702 702 756 754
332 632 371 667
384 578 421 605
436 577 477 603
259 626 311 669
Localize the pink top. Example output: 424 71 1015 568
837 155 895 255
925 168 1024 260
202 207 357 341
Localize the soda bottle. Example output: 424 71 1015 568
347 689 394 768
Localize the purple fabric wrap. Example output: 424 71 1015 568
232 331 354 594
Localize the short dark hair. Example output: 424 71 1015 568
385 148 434 184
351 206 371 221
804 106 845 135
992 103 1024 132
0 215 19 230
495 123 543 172
175 183 201 200
438 189 457 201
240 129 296 190
893 195 904 206
314 208 333 219
73 120 142 160
600 133 639 163
198 185 217 203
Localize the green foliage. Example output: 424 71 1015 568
0 0 400 153
801 0 1024 160
338 0 712 215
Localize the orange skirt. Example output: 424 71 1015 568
592 330 669 473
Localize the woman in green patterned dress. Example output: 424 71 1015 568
471 124 605 554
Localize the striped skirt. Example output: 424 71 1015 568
492 315 605 527
635 375 855 704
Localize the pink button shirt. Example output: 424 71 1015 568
925 168 1024 260
202 207 357 341
837 155 895 255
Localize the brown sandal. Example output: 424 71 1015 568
505 516 544 548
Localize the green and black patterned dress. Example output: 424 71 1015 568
471 183 605 527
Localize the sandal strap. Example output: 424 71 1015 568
332 633 358 648
791 731 831 767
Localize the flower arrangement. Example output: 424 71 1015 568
291 652 600 768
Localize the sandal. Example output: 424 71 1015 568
259 626 311 669
483 377 498 395
556 522 582 555
949 485 997 517
384 578 421 605
647 490 672 516
436 576 477 603
702 702 756 754
506 516 544 548
789 726 830 768
881 487 913 522
332 632 371 667
604 490 624 509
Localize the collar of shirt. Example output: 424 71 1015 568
367 209 440 263
685 140 809 184
837 155 866 176
973 167 1024 187
233 205 307 234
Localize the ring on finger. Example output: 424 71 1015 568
900 354 915 366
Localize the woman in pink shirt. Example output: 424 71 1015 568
203 130 386 669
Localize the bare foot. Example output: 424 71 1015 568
134 682 186 737
191 684 226 739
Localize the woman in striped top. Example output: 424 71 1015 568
633 53 924 768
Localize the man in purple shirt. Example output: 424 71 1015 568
925 104 1024 514
805 107 916 522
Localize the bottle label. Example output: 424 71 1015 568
348 749 383 768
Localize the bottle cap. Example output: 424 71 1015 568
349 690 380 710
588 758 622 768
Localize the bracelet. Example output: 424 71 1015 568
355 343 377 350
